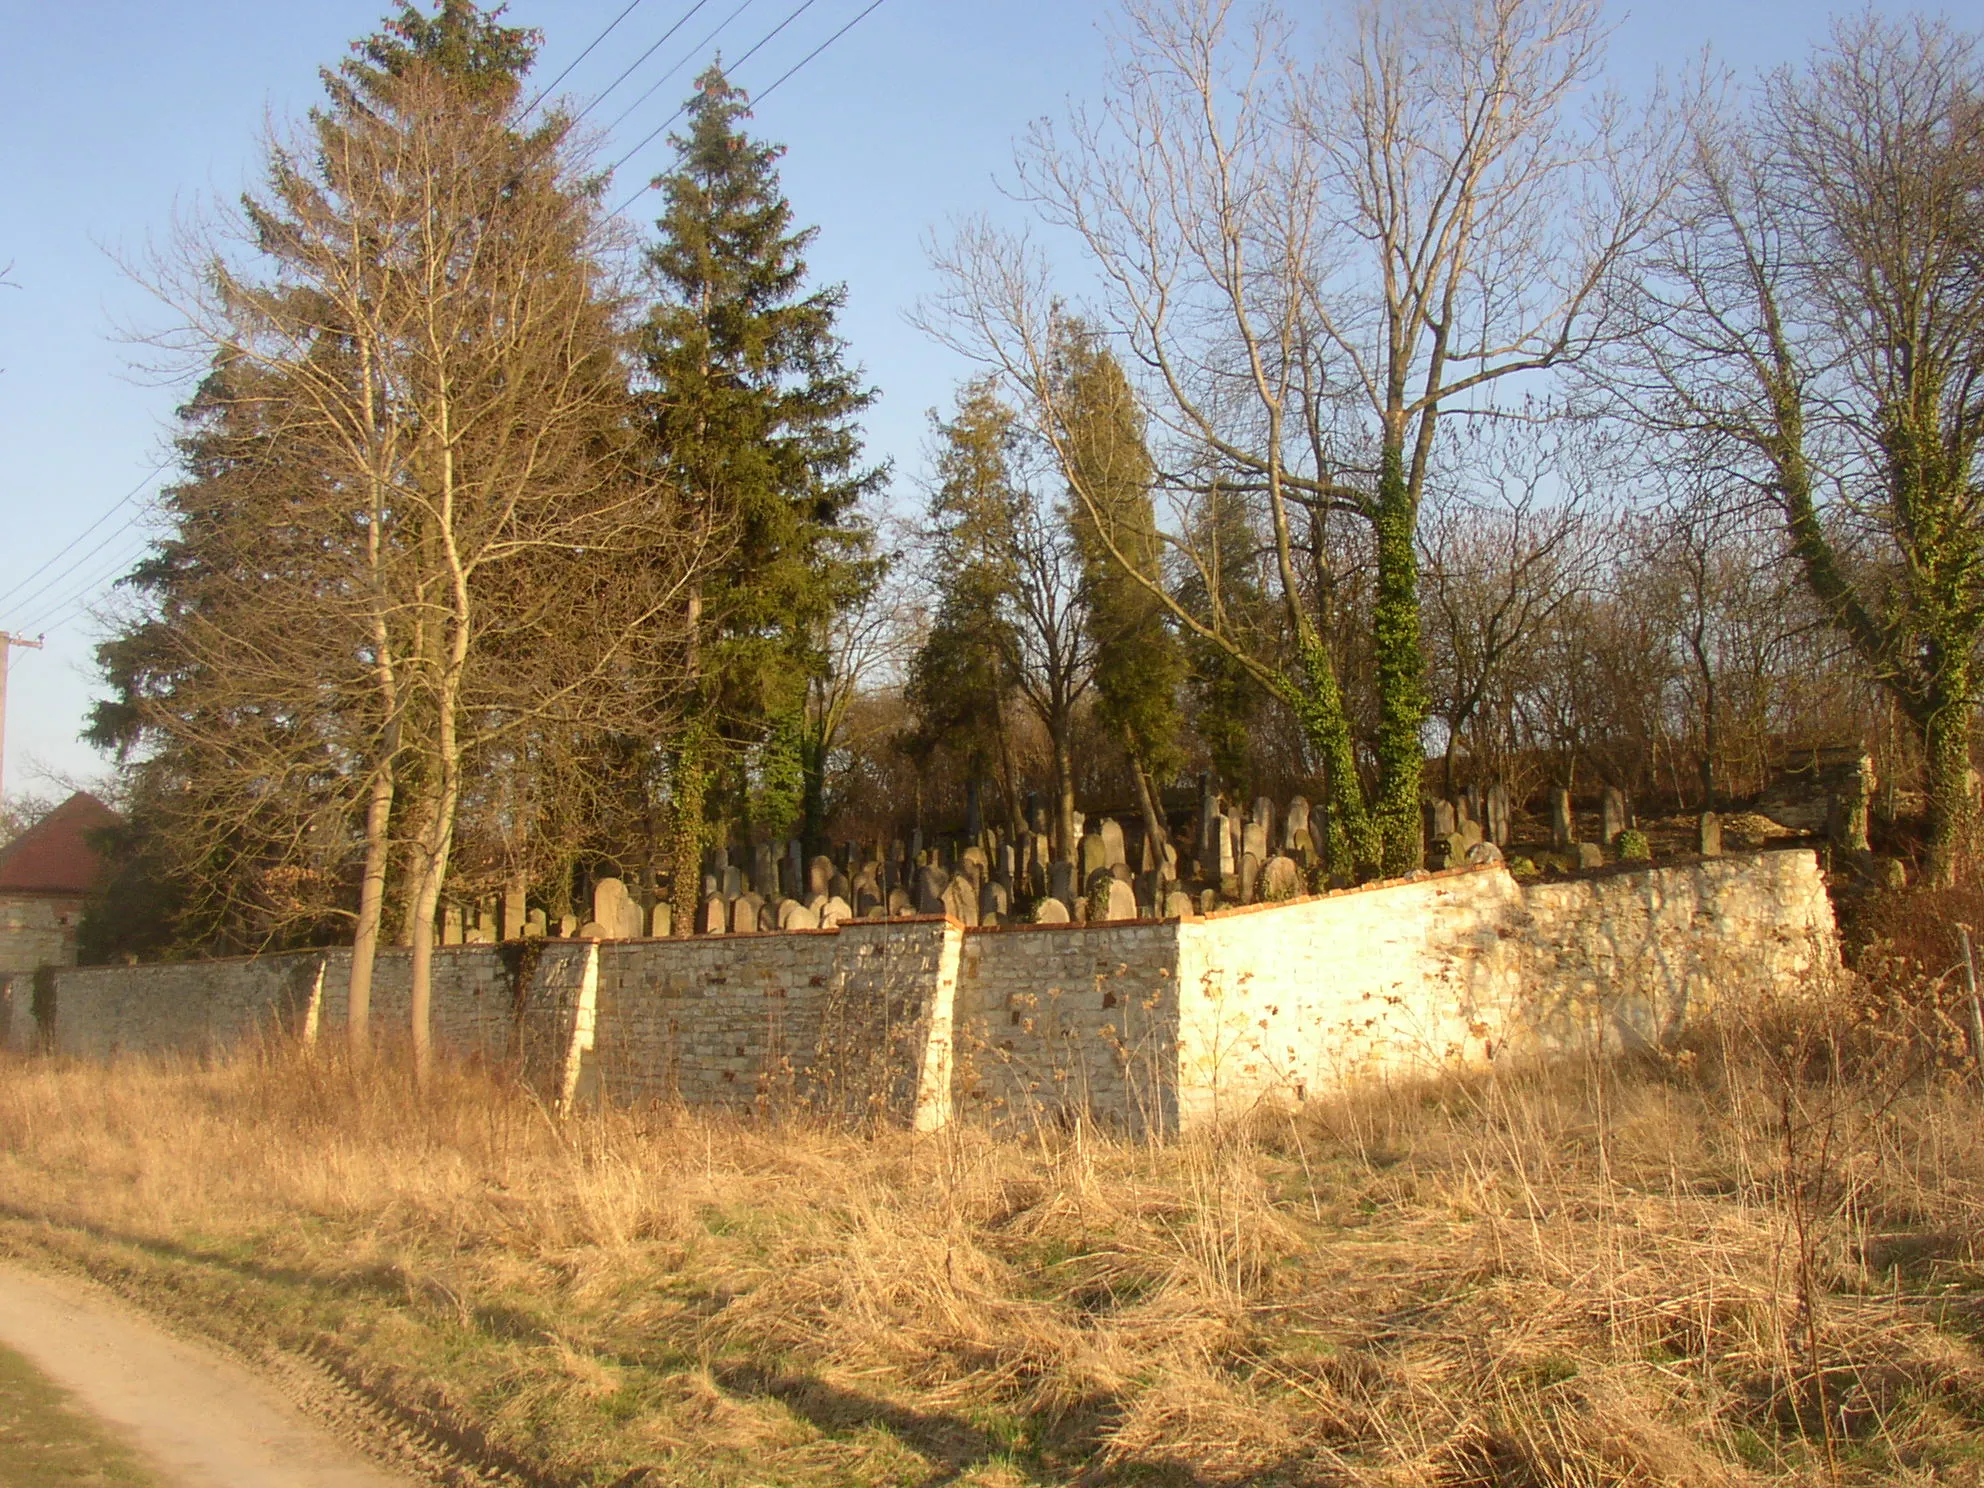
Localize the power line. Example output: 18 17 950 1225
752 0 890 104
571 0 722 127
12 535 154 639
606 0 845 215
599 0 759 135
0 462 163 616
1 515 152 629
520 0 650 119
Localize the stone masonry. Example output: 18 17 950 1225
10 851 1838 1136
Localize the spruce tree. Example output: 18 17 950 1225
640 66 880 924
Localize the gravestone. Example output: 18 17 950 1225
1424 800 1452 844
1242 820 1268 863
1198 774 1220 866
753 843 777 897
960 845 989 884
722 865 744 900
1252 796 1277 849
558 913 578 938
913 864 949 915
980 880 1010 922
808 855 835 899
941 876 978 926
578 920 606 938
1033 896 1070 924
1576 841 1605 869
648 904 670 938
1465 841 1502 865
1079 832 1109 885
1240 852 1261 903
593 878 642 940
477 901 497 941
701 896 728 935
1103 879 1138 922
442 906 463 946
1099 818 1127 869
1600 787 1628 847
733 892 764 933
997 842 1015 889
1283 796 1311 853
778 899 817 930
887 887 912 916
1698 811 1722 858
503 880 527 942
1485 782 1511 848
1165 889 1197 921
828 871 851 903
465 924 493 945
526 907 548 939
820 896 852 930
1260 855 1303 902
784 839 804 899
1550 788 1575 850
1049 859 1076 908
1199 889 1217 916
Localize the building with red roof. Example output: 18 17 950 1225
0 792 120 977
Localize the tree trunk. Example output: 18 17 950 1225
1371 460 1426 876
1052 714 1076 863
346 759 395 1065
669 726 710 934
1923 685 1974 890
1125 739 1169 885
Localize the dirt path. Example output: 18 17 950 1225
0 1260 418 1487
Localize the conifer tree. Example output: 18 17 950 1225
640 67 880 925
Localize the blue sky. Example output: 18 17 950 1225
0 0 1943 795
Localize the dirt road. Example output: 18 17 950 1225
0 1260 417 1487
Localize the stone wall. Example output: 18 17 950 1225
13 850 1838 1135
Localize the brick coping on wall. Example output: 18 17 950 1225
70 850 1808 971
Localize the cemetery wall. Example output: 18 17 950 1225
12 851 1837 1136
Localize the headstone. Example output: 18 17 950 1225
503 880 527 942
1465 841 1503 865
1099 818 1128 869
1079 832 1109 885
941 876 979 926
784 839 804 899
1550 788 1575 850
525 908 548 939
778 899 818 930
1600 787 1628 846
1026 791 1047 835
1283 796 1311 854
1576 841 1605 870
1459 815 1484 851
828 871 851 903
732 892 764 933
442 905 464 946
1216 818 1237 878
1165 889 1197 921
819 895 852 930
887 887 911 917
1485 782 1510 848
578 920 606 938
477 901 497 940
701 873 720 900
959 845 989 884
752 843 776 897
558 913 578 938
808 855 835 899
913 864 949 915
1049 859 1076 908
1198 774 1220 865
1698 811 1722 858
594 878 641 940
1103 879 1138 922
1260 855 1303 901
465 924 493 945
721 865 743 900
853 879 883 917
1252 796 1277 849
701 895 728 934
1033 897 1070 924
1240 852 1261 903
980 880 1010 922
1460 785 1483 834
649 903 671 938
1426 799 1456 841
1442 831 1471 868
997 843 1016 889
1199 889 1217 917
1242 820 1268 863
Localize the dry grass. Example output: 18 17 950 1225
5 976 1984 1485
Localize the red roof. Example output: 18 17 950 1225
0 792 121 897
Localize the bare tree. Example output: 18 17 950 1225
931 0 1675 877
1612 13 1984 883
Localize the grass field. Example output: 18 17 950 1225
5 912 1984 1486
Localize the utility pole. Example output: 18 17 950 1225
0 632 45 805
